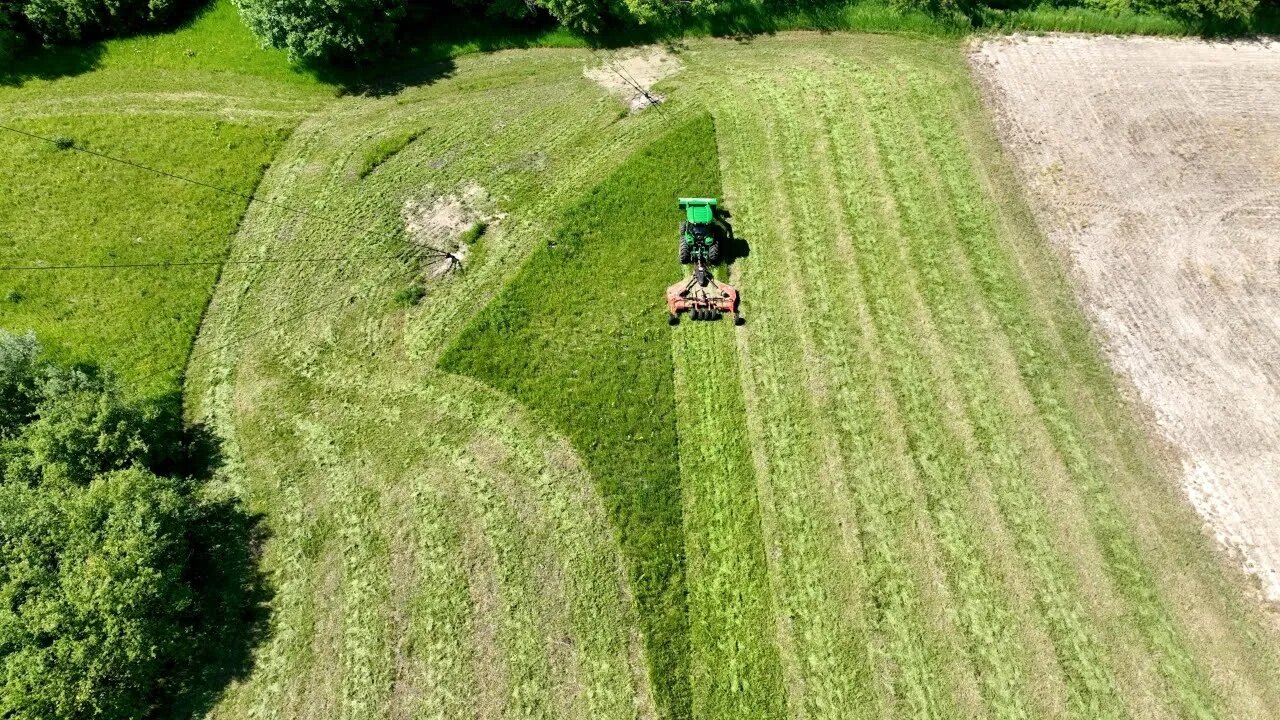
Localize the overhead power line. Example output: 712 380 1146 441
0 123 459 262
0 253 430 272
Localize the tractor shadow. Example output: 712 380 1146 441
715 208 751 268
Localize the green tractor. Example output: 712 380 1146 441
666 197 742 324
678 197 721 265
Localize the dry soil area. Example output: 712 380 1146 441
584 47 682 112
971 34 1280 601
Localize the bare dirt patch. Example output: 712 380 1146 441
584 47 682 112
971 34 1280 601
402 182 501 272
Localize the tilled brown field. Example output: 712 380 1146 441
971 35 1280 601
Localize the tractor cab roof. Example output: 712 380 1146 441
679 197 717 224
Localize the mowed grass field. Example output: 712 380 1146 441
4 14 1280 720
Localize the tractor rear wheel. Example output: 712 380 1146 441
707 241 721 264
679 237 691 265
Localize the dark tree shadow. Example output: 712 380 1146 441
0 43 107 86
156 494 272 720
139 393 273 719
0 0 220 87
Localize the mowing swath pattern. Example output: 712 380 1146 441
189 49 668 720
441 113 733 720
674 320 787 720
679 35 1280 720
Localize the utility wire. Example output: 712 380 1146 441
0 253 429 272
0 123 459 261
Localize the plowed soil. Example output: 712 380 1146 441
971 35 1280 602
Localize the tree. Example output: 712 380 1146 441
0 469 194 720
0 330 41 438
1158 0 1257 22
0 330 263 719
234 0 410 62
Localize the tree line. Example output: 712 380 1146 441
2 0 1275 65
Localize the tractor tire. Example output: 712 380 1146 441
707 241 721 265
679 237 691 265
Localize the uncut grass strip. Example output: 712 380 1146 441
839 62 1127 720
713 64 952 720
674 321 787 720
832 62 1036 720
903 63 1223 719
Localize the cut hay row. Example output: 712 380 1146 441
842 61 1126 718
705 72 942 720
673 319 786 720
680 34 1280 720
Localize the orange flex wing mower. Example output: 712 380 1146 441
666 262 743 325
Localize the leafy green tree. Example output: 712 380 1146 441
0 468 194 719
0 330 263 719
234 0 409 62
0 0 24 62
0 330 41 438
21 0 186 42
1158 0 1257 22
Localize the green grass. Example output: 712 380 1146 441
0 0 332 396
8 8 1280 719
182 48 671 719
0 117 295 395
439 114 726 720
358 128 423 178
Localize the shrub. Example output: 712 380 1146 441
21 0 188 43
0 468 195 719
393 282 427 306
1158 0 1257 21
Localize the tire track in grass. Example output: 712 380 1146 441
833 62 1036 720
849 62 1127 720
674 320 786 720
905 64 1223 720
